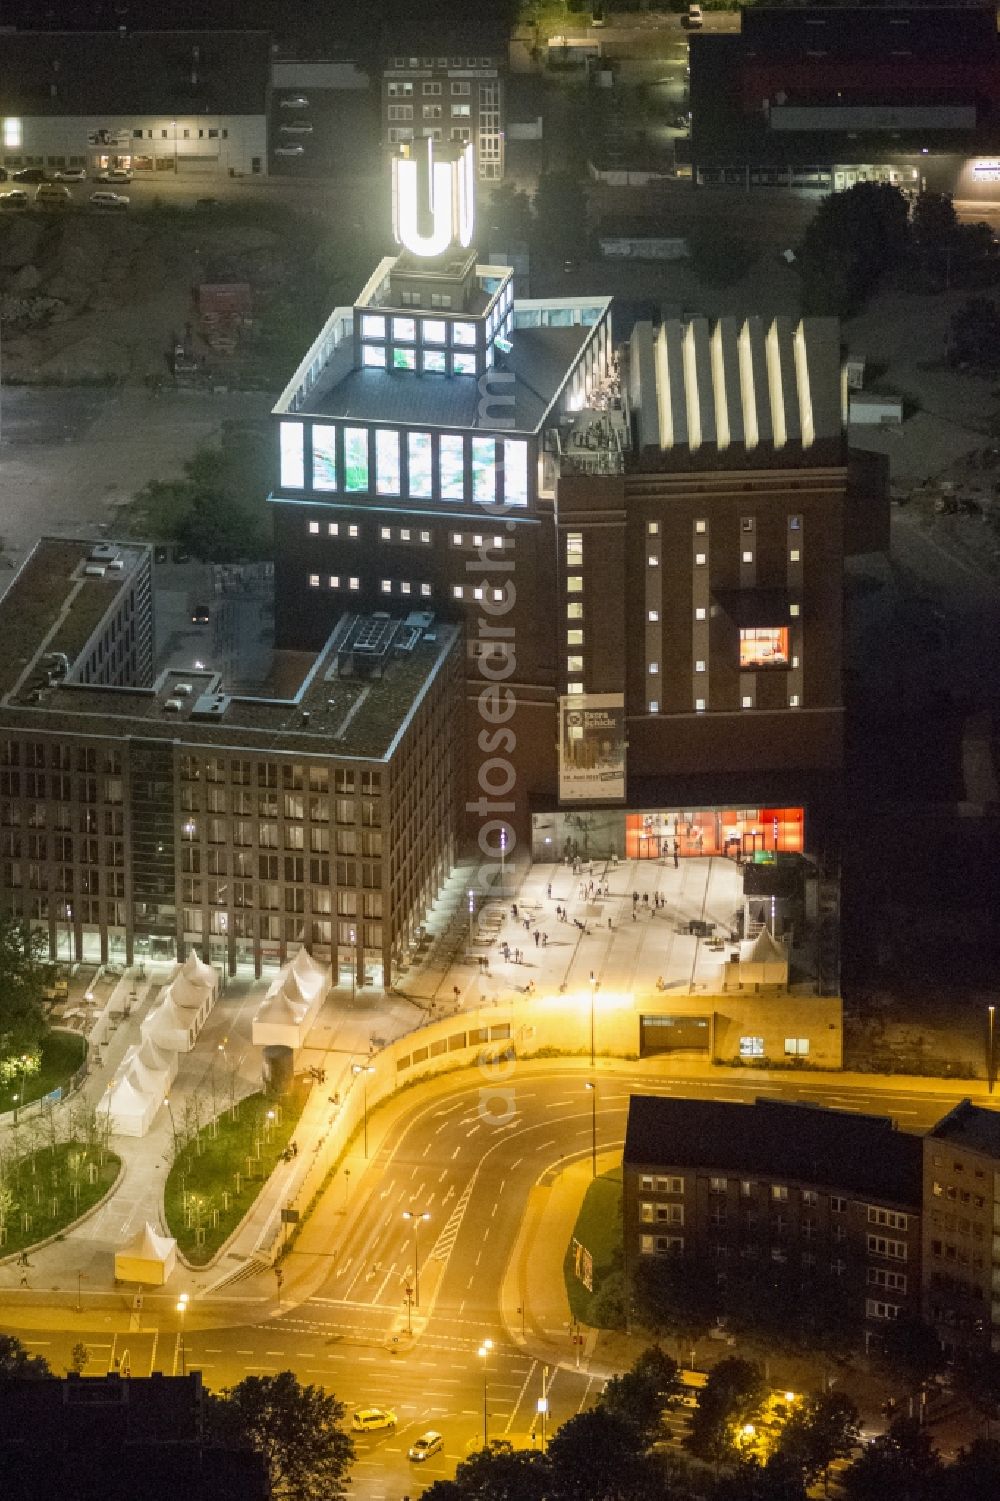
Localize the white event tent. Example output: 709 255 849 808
723 926 790 991
251 948 330 1050
114 1222 177 1286
141 993 198 1053
98 1069 159 1137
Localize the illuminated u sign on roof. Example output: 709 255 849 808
391 139 475 258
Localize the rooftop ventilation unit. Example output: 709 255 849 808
163 697 184 713
89 544 118 562
173 682 193 697
83 564 107 578
191 693 231 719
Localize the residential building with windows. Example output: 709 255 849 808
623 1095 923 1349
0 31 270 178
381 32 505 180
0 539 461 983
923 1100 1000 1354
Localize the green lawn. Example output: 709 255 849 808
563 1165 623 1324
0 1142 120 1257
164 1082 310 1264
0 1031 87 1115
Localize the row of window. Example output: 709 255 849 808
280 422 530 507
387 104 471 120
649 518 803 537
389 56 495 69
388 126 471 145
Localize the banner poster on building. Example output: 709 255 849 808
571 1237 594 1292
87 128 132 146
558 693 626 804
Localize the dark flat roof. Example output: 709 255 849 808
624 1095 922 1207
311 324 591 435
927 1099 1000 1158
743 4 997 57
0 31 271 116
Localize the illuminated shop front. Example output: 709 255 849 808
531 806 804 862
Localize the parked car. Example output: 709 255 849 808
0 189 29 210
53 167 87 182
279 122 313 135
408 1432 444 1462
35 183 71 207
280 94 309 109
191 604 211 625
13 167 46 183
94 168 132 184
194 196 223 210
684 3 704 26
274 143 305 157
89 190 129 210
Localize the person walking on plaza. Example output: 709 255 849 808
546 882 552 899
534 930 540 947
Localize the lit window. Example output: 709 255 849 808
349 576 359 590
740 627 789 669
452 321 476 347
452 352 476 376
791 655 799 668
742 517 754 532
648 662 659 675
648 699 659 713
493 535 503 548
695 607 706 621
348 525 359 538
492 589 505 602
742 550 754 564
567 602 583 619
439 434 465 499
401 581 411 594
567 576 583 594
695 660 706 673
328 523 339 537
423 319 447 345
392 317 415 342
789 549 800 562
381 527 391 540
392 347 416 370
567 681 583 695
400 528 410 542
790 603 800 617
329 575 340 588
566 531 584 565
648 553 659 567
785 1038 809 1056
695 698 706 712
422 350 447 374
567 630 583 645
647 521 659 535
695 553 706 566
420 530 431 543
376 429 401 495
361 314 386 339
789 693 800 707
308 521 319 535
742 695 753 709
344 431 369 493
362 344 387 368
789 515 801 530
308 574 320 588
420 583 432 597
695 519 707 534
3 118 22 149
452 532 462 545
312 425 338 491
381 580 392 593
567 656 584 674
279 421 304 489
648 610 659 622
452 585 464 599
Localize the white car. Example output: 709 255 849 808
90 190 129 210
409 1431 444 1461
685 3 704 26
95 168 132 184
274 143 305 157
53 167 87 182
279 122 313 135
280 95 309 109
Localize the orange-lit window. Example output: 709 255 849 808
739 627 789 668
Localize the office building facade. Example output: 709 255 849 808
923 1100 1000 1354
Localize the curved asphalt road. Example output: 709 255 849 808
1 1066 964 1498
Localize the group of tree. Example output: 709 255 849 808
0 914 50 1086
127 427 272 563
797 183 998 317
486 175 589 266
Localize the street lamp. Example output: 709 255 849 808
478 1338 493 1449
588 971 598 1067
403 1207 431 1308
468 889 475 948
500 826 506 898
978 1002 990 1098
352 1059 375 1158
585 1081 597 1179
176 1292 189 1376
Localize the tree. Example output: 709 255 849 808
949 296 1000 370
423 1444 550 1501
484 181 535 249
799 183 910 315
0 915 48 1071
911 192 959 252
532 171 588 263
714 1453 807 1501
841 1417 942 1501
632 1253 721 1342
599 1344 678 1445
778 1390 861 1489
547 1407 661 1501
940 1437 1000 1501
128 434 271 562
69 1342 89 1375
0 1332 51 1379
205 1371 354 1501
958 1350 1000 1436
687 1357 766 1464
